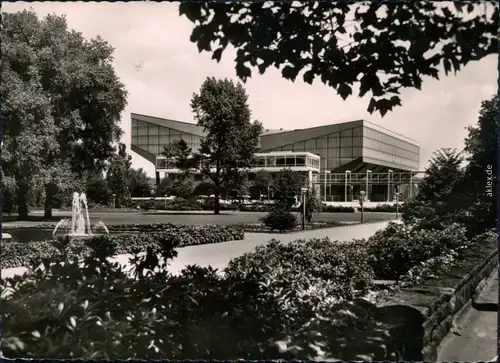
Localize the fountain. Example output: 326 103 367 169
52 192 109 237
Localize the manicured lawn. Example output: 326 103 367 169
3 210 395 228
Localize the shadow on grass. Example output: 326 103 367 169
279 299 426 361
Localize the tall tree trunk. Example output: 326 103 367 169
16 182 29 220
214 191 221 215
44 184 53 219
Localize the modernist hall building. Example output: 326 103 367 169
131 113 423 202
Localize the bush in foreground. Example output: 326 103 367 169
366 222 469 280
2 234 376 360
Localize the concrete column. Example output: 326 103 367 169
155 171 160 186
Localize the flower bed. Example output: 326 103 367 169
238 220 353 233
321 204 356 213
358 204 400 213
1 225 244 270
365 222 473 281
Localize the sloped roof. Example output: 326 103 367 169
260 120 364 150
131 113 206 137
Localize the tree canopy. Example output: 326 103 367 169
190 77 263 214
1 10 127 218
179 2 497 117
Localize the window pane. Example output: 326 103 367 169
257 158 265 166
149 126 158 135
293 142 305 151
317 137 327 149
138 126 148 136
353 147 363 158
148 135 158 146
170 134 181 143
132 119 138 128
286 157 295 166
159 135 170 147
341 129 352 137
138 136 148 145
276 157 286 167
327 158 340 169
131 134 138 145
328 134 339 148
341 136 352 147
148 144 159 155
282 144 294 151
266 157 276 167
320 158 327 169
353 136 363 147
296 157 306 166
305 139 316 150
353 127 363 137
328 147 339 158
159 126 170 136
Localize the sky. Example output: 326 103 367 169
4 2 497 177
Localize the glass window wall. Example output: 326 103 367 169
286 156 295 166
266 156 276 167
296 156 306 166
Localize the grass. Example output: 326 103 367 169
3 210 395 229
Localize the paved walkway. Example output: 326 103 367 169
437 268 498 362
1 221 394 280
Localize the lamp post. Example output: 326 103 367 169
387 170 393 202
112 194 116 210
359 190 365 223
301 187 308 230
345 170 351 202
366 170 372 202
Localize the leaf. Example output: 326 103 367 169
31 330 41 339
212 47 224 63
57 302 64 314
443 58 452 75
70 316 77 328
337 83 352 100
235 62 252 81
178 3 203 23
282 65 300 81
303 69 315 84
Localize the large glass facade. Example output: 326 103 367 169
264 126 364 170
363 127 419 169
262 125 419 171
132 118 203 156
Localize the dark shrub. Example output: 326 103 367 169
366 222 469 280
359 204 400 212
321 204 356 213
225 238 374 315
164 198 202 211
260 206 297 232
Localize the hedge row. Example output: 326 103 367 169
1 225 244 269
